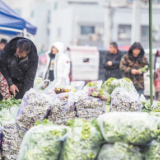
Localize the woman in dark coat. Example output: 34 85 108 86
0 37 38 99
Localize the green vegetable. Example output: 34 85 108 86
141 100 152 112
143 140 160 160
102 78 119 94
0 95 21 111
98 113 160 145
139 65 148 73
18 123 70 160
60 118 104 160
98 143 143 160
87 82 98 87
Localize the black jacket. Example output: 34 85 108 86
0 37 38 99
103 50 124 80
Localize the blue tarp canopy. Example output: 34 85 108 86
0 0 37 35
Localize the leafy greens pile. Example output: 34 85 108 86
143 140 160 160
60 118 104 160
98 113 160 145
97 143 143 160
18 120 70 160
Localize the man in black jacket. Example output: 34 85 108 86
103 42 124 80
0 37 38 99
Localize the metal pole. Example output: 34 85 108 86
149 0 153 105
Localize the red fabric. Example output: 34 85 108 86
0 72 10 99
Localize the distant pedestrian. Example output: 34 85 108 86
43 44 56 81
120 42 148 95
0 37 38 99
0 39 7 55
52 42 70 83
103 42 124 80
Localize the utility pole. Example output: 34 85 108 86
131 0 141 43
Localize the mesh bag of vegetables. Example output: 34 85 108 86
17 122 71 160
16 89 51 130
98 112 160 145
102 78 119 94
60 118 104 160
97 142 143 160
1 122 21 160
110 87 141 112
75 92 105 120
47 92 76 125
102 78 137 94
143 140 160 160
83 81 103 95
118 78 137 93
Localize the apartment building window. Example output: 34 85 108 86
54 2 58 10
141 25 149 41
118 24 131 40
81 26 95 35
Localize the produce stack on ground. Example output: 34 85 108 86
47 93 76 125
143 140 160 160
2 122 19 160
0 96 21 125
60 118 104 160
102 78 140 112
17 120 71 160
97 143 143 160
75 93 105 119
98 113 160 144
16 89 51 131
110 87 141 112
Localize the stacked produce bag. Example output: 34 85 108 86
102 78 141 112
18 120 71 160
2 122 19 160
48 92 76 125
60 118 104 160
98 113 160 144
16 89 51 130
97 143 143 160
0 96 21 125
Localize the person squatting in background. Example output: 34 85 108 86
44 42 70 83
0 39 7 55
120 42 149 96
103 42 124 80
0 37 38 99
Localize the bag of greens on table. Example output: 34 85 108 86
110 87 141 112
97 142 143 160
143 140 160 160
60 119 104 160
16 89 51 130
98 112 160 145
47 92 77 125
17 123 71 160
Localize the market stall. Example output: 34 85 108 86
0 77 160 160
